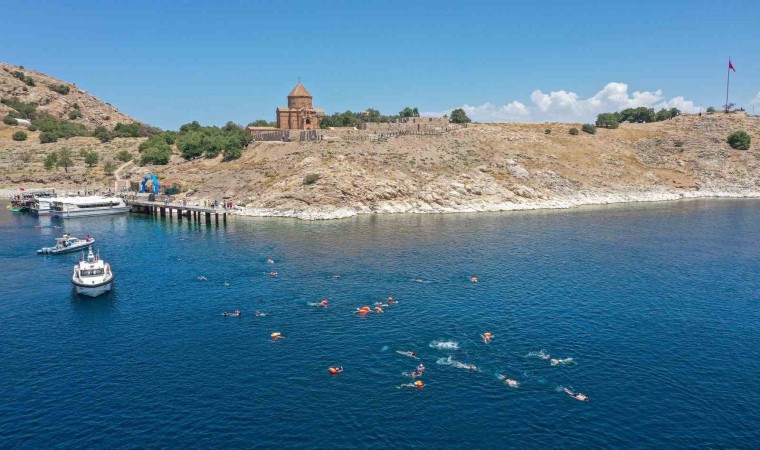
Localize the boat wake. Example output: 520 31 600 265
430 340 459 351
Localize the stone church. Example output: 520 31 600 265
276 82 324 130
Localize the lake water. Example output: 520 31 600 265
1 200 758 448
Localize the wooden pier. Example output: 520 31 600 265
126 199 228 226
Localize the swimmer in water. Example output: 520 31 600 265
374 302 389 307
563 387 588 402
481 332 494 344
550 357 573 366
255 311 270 317
417 363 425 373
333 274 341 279
224 282 230 286
414 278 425 283
374 306 384 313
470 276 479 282
454 362 478 371
387 296 395 303
398 380 424 389
269 271 278 277
396 350 419 359
198 276 207 281
328 366 343 375
266 258 274 264
496 374 519 388
222 309 241 317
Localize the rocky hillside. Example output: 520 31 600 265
138 112 759 219
0 62 137 130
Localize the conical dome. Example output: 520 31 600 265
288 82 312 98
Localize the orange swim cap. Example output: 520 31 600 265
415 380 424 388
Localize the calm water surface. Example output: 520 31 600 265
1 200 758 448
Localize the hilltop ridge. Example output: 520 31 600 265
0 62 137 130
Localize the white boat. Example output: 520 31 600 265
71 247 114 297
50 196 129 218
30 198 54 215
37 234 95 254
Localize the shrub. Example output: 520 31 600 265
39 132 58 143
56 147 74 172
12 131 27 141
140 146 171 165
303 173 320 185
44 152 58 170
28 124 37 132
116 150 133 162
24 77 35 87
544 128 551 134
68 109 82 120
581 124 597 134
2 98 38 119
596 112 620 129
84 151 99 167
103 159 117 175
3 115 17 125
93 127 112 143
569 127 579 135
10 70 25 81
706 106 716 113
113 122 141 138
48 84 70 95
32 114 88 140
727 131 751 150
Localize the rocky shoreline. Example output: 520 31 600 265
234 188 760 220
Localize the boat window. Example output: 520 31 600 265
80 269 105 276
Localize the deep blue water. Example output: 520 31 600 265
1 200 759 448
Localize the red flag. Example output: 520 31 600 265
728 59 736 72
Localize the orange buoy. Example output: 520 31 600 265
415 380 424 388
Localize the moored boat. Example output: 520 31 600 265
51 196 129 218
37 234 95 254
71 246 114 297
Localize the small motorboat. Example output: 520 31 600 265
71 246 114 297
37 234 95 254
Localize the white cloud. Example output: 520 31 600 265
751 91 760 107
427 82 703 123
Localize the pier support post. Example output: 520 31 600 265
215 213 219 225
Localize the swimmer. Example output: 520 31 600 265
550 357 574 366
374 306 384 313
414 278 425 283
222 309 241 317
481 332 494 344
396 350 419 359
328 366 344 375
224 282 230 286
496 374 519 388
398 380 424 389
271 332 283 340
266 258 274 264
387 296 395 303
198 276 207 281
255 311 270 317
354 306 371 315
333 274 341 279
374 302 389 307
563 387 588 402
417 364 425 373
470 276 479 282
319 299 328 307
268 271 278 277
454 362 478 371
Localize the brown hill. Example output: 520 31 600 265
0 62 137 130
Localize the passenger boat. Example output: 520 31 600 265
37 234 95 254
71 247 114 297
9 187 56 211
50 196 129 218
30 198 54 215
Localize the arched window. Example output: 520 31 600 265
306 119 311 125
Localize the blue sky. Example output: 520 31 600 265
3 0 759 128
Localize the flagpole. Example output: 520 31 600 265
725 57 730 112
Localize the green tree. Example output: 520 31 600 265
449 108 471 124
669 108 681 118
44 152 58 170
655 108 672 122
399 107 420 118
84 151 99 167
727 131 751 150
140 146 172 165
596 112 620 129
179 120 202 133
619 107 655 123
706 106 716 113
247 119 276 127
56 147 73 172
12 131 27 141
